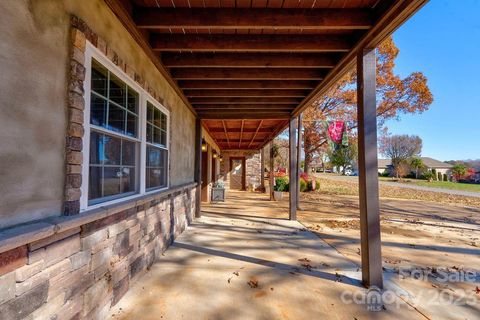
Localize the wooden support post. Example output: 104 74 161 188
194 118 202 218
269 142 275 201
289 117 298 220
296 113 303 210
357 48 382 289
260 147 265 192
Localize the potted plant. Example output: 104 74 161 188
273 177 288 201
211 181 226 202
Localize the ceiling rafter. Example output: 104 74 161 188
162 52 339 68
222 120 230 149
150 34 353 52
170 68 327 80
178 80 317 90
248 120 264 148
134 8 373 30
238 120 245 148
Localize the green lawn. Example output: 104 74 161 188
379 177 480 193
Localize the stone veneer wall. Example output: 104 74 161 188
220 150 262 191
0 183 196 320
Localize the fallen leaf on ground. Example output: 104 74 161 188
298 258 311 263
247 280 259 288
301 263 313 271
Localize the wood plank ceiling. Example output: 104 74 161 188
109 0 427 150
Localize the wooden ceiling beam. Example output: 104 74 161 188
179 80 316 90
135 8 373 30
248 120 264 148
197 112 291 120
162 53 339 68
194 104 295 109
209 128 273 133
239 120 244 148
184 89 309 97
171 68 326 80
222 120 230 149
151 34 353 52
190 97 301 104
216 139 264 143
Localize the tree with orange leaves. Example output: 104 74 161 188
303 36 433 174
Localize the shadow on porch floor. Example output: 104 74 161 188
108 190 424 320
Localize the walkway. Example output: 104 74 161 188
108 190 424 319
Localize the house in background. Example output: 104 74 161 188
378 157 453 178
474 172 480 183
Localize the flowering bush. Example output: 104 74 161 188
274 171 287 178
300 172 311 181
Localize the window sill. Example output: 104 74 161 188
0 182 198 255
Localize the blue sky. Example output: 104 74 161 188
387 0 480 161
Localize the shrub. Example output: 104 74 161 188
299 178 308 192
379 170 390 177
307 179 320 191
274 177 289 192
422 171 435 182
405 172 416 179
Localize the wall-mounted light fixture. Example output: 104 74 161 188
219 155 223 162
213 151 218 159
201 139 207 152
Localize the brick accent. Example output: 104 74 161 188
64 21 86 215
63 16 167 216
0 246 27 277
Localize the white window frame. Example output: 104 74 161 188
81 42 170 211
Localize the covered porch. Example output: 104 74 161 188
0 0 434 319
108 190 422 319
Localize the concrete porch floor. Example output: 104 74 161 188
108 190 425 320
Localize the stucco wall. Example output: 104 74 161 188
0 0 196 229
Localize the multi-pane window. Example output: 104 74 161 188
84 52 169 209
90 60 138 137
88 59 139 205
146 102 168 189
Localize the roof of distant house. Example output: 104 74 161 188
378 157 453 169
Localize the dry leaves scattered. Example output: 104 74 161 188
304 178 480 208
247 279 259 288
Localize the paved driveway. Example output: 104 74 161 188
317 173 480 198
108 191 423 320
